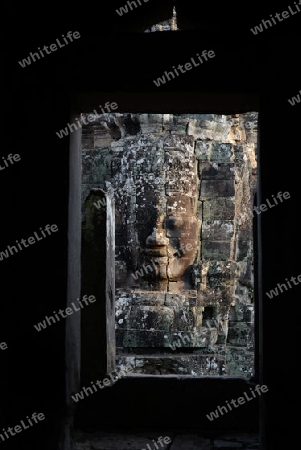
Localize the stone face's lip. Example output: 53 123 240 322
143 247 167 257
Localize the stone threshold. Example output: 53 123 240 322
74 430 260 450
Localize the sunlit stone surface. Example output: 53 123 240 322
82 112 258 377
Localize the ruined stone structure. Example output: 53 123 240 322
81 112 257 378
144 6 179 32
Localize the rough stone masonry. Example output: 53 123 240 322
81 112 258 378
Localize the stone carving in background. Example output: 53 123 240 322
144 6 179 32
81 112 258 377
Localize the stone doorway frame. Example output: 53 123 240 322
66 92 264 448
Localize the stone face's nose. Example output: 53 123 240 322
145 227 169 247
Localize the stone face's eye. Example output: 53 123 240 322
165 216 183 229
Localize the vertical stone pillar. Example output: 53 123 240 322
61 115 82 450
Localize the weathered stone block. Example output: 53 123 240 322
117 353 224 376
164 329 217 349
197 288 218 306
232 295 254 321
188 293 197 306
236 227 253 261
139 113 164 134
115 260 128 286
163 133 195 151
202 241 231 260
170 114 190 134
196 141 233 161
93 123 113 149
122 330 166 347
188 116 232 141
205 261 236 288
199 162 235 180
202 198 235 220
127 306 174 331
243 112 258 144
202 220 234 241
227 322 252 347
168 280 185 293
130 292 165 306
225 347 254 378
173 306 196 331
165 169 198 195
82 130 94 149
197 285 233 306
165 292 188 307
115 296 132 327
200 180 235 198
82 149 110 190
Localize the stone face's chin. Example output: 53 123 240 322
141 256 168 280
140 240 198 281
140 256 188 281
155 262 168 280
167 257 190 280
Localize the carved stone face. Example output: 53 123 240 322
140 199 200 282
112 134 201 289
